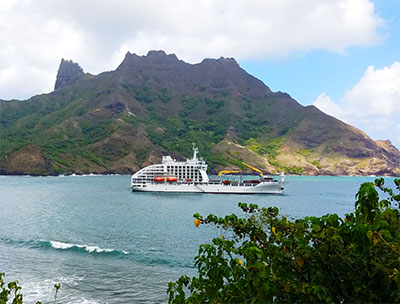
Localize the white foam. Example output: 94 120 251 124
79 244 113 253
50 241 74 250
49 241 129 254
21 276 101 304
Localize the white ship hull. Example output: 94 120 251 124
131 182 284 194
131 146 285 195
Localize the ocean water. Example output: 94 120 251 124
0 175 396 303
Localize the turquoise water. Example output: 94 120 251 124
0 175 396 303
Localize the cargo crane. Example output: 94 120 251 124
242 162 264 178
217 170 240 177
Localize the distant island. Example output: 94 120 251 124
0 50 399 176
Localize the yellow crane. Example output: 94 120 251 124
242 162 264 177
218 170 240 177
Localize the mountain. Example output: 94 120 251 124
0 50 399 176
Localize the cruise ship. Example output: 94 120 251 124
131 146 285 194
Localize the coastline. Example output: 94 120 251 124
1 172 398 178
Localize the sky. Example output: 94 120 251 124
0 0 399 148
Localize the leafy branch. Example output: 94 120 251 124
168 178 400 303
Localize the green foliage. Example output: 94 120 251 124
246 111 256 119
123 84 172 104
241 101 251 111
264 137 284 158
160 88 172 103
199 84 208 92
310 160 322 169
0 273 42 304
51 156 70 167
278 125 291 136
147 114 226 168
136 147 149 164
225 157 248 170
80 120 113 141
1 272 23 304
244 137 284 158
50 163 67 175
204 97 225 115
168 179 400 303
234 120 272 142
54 283 60 300
269 158 305 175
283 165 305 175
180 96 199 117
133 85 158 103
297 149 313 157
244 138 264 154
296 150 322 169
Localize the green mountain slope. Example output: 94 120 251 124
1 50 399 176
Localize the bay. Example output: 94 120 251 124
0 175 396 303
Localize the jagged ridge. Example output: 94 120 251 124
54 59 84 90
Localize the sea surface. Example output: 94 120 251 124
0 175 397 303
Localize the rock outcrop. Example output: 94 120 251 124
0 144 53 175
116 50 270 97
54 59 84 90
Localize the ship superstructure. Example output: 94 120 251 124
131 146 284 194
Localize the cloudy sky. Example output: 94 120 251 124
1 0 399 147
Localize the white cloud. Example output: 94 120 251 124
0 0 384 99
314 93 344 118
314 62 400 148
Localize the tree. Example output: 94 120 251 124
168 178 400 303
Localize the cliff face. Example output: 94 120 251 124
54 59 84 90
0 144 53 175
115 50 271 98
0 50 399 176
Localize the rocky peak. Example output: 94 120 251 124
147 50 178 60
119 50 183 69
375 140 400 161
147 50 166 56
54 59 84 90
376 140 396 150
115 50 270 96
196 56 271 95
200 57 239 68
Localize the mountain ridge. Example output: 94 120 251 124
0 50 399 176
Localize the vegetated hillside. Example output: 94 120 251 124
0 50 399 176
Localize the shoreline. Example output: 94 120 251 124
0 173 398 178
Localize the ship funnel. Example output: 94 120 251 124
192 143 199 160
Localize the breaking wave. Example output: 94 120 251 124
45 240 129 255
0 238 130 256
1 237 193 268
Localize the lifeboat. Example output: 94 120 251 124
154 177 165 182
167 177 177 182
222 180 231 184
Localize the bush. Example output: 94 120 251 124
168 178 400 303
